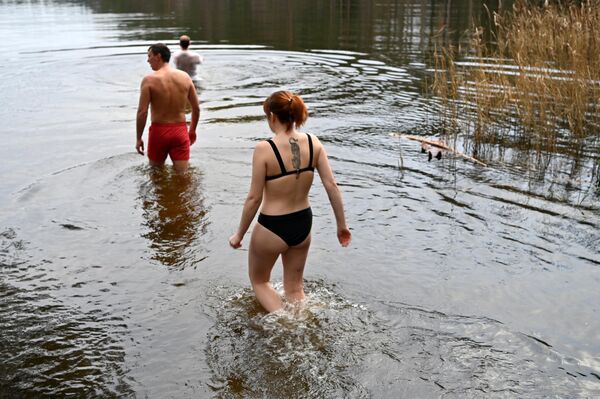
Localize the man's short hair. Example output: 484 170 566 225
180 38 190 49
148 43 171 62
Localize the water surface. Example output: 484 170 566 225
0 1 599 397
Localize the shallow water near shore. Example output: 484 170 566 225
1 1 599 397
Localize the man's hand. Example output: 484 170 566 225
136 139 145 155
189 130 197 146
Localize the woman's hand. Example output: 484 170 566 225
229 233 242 249
337 226 351 247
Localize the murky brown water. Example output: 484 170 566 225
1 1 599 397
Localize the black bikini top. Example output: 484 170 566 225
265 133 314 181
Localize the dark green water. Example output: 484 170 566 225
0 1 598 397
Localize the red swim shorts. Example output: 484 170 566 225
148 122 190 163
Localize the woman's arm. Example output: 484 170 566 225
229 142 268 248
315 140 351 247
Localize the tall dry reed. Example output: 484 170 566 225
432 0 600 160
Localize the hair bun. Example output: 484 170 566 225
262 91 308 131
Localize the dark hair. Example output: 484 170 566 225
263 91 308 131
180 39 190 49
148 43 171 62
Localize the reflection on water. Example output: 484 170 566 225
373 299 600 398
0 156 215 397
0 229 134 398
78 0 508 54
139 167 209 268
1 0 599 397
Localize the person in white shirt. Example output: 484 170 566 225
172 35 203 79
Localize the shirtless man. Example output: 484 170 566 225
172 35 203 79
136 43 200 173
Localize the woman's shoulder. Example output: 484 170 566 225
302 132 323 149
254 140 272 151
301 131 321 142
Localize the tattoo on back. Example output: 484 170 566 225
289 137 301 178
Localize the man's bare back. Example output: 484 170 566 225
135 43 200 173
143 67 193 123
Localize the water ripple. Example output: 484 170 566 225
205 281 391 398
0 230 134 398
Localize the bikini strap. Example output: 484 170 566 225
306 133 314 168
266 139 287 174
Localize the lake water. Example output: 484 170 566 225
1 1 599 397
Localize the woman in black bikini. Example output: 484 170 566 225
229 90 351 312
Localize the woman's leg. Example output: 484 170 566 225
281 234 311 303
248 223 288 312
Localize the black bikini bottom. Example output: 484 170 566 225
257 207 312 246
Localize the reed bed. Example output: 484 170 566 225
432 0 600 165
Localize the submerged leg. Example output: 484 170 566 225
172 160 189 174
248 224 288 312
281 234 311 304
149 159 165 168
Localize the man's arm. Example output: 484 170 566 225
187 80 200 145
136 77 151 155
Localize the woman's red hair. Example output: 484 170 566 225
263 91 308 131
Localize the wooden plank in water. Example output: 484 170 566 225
389 133 487 167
